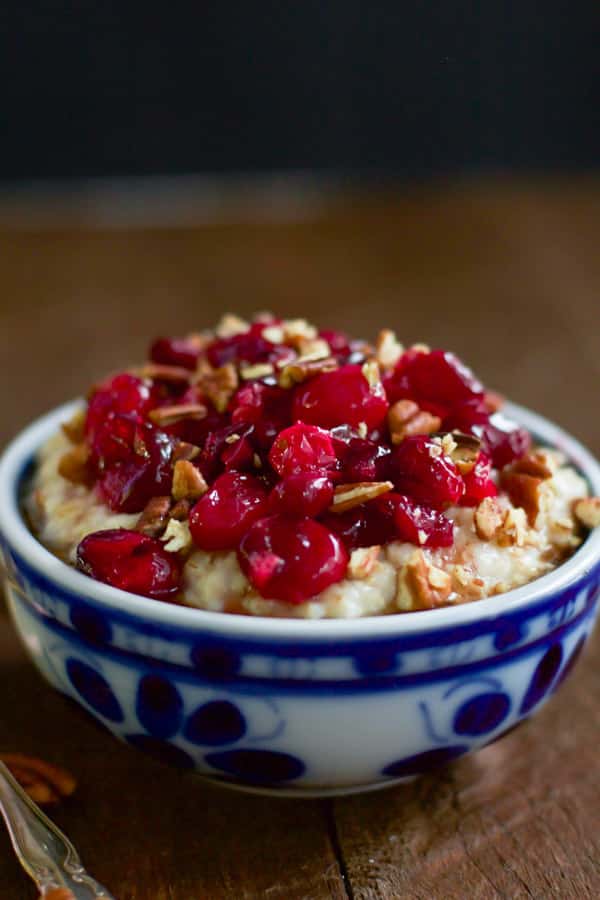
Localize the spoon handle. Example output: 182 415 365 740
0 761 115 899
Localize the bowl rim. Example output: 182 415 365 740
1 398 600 639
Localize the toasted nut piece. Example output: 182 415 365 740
172 441 201 462
427 564 452 593
136 496 172 537
398 550 451 611
484 390 505 413
195 361 239 413
375 329 404 370
148 403 208 427
57 444 95 486
262 324 285 344
170 498 191 520
282 318 318 345
474 496 504 540
573 497 600 530
136 363 192 383
501 471 543 526
497 507 529 547
361 360 381 389
161 518 193 553
172 460 208 502
329 481 393 514
449 431 482 474
278 356 338 388
215 313 250 338
348 546 381 579
240 363 275 380
388 400 442 444
510 451 553 480
295 338 331 360
61 408 86 444
0 753 76 800
410 342 430 353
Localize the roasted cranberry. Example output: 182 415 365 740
230 382 292 449
460 451 498 506
206 323 294 369
86 373 153 442
198 423 253 481
77 529 181 599
387 436 464 509
97 427 176 513
89 412 139 469
268 423 337 478
442 398 490 433
480 414 531 469
189 472 268 550
384 349 483 418
293 364 389 431
238 515 348 603
330 427 391 482
149 336 202 370
221 433 255 471
269 473 334 517
321 502 397 550
382 493 454 547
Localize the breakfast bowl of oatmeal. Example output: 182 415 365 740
1 313 599 796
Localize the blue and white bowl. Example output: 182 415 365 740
0 401 599 797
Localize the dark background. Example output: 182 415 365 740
2 2 600 182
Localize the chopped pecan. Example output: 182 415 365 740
161 518 193 553
262 323 285 344
329 481 393 514
135 496 172 537
240 362 275 380
194 360 239 413
1 753 76 806
348 546 381 579
57 444 95 486
215 313 250 338
295 337 331 360
375 329 404 370
497 507 529 547
474 496 504 540
148 403 207 427
136 363 192 383
172 460 208 501
281 318 318 346
449 431 481 474
397 550 451 610
509 450 553 480
61 408 86 444
361 359 381 389
388 399 441 445
573 496 600 530
278 355 338 389
501 470 544 526
172 441 201 462
170 498 191 520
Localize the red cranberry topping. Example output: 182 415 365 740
330 427 391 482
77 529 181 599
97 427 176 513
206 323 294 369
384 349 483 417
480 414 532 469
382 493 454 548
238 515 348 604
89 412 140 469
321 504 397 550
189 472 269 550
150 336 201 371
221 433 256 472
292 364 389 431
268 473 334 517
460 451 498 506
387 436 464 509
268 423 336 478
85 373 153 442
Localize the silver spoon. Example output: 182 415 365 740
0 760 115 898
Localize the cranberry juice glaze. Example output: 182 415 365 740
27 314 600 618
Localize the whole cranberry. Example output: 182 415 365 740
238 515 348 604
321 502 397 550
387 435 464 509
268 473 334 517
189 471 269 550
149 336 202 370
268 423 337 478
85 373 154 442
381 493 454 547
460 451 498 506
292 364 389 431
480 414 531 469
77 529 181 599
330 427 391 482
97 426 176 513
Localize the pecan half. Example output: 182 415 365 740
172 460 208 502
388 400 441 445
1 753 76 806
329 481 393 514
375 329 404 370
474 496 504 540
573 496 600 530
135 496 172 537
61 409 86 444
278 355 338 389
510 450 553 480
148 403 207 427
57 444 95 486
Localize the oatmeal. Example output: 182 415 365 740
26 314 598 617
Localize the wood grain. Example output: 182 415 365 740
0 176 599 898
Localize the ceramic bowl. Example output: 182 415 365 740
1 400 599 797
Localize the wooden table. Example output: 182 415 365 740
1 177 599 898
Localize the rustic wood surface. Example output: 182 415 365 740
0 177 599 898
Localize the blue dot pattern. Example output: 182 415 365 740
125 734 195 770
66 658 123 722
520 644 563 715
382 745 468 777
184 701 247 746
136 675 183 739
205 749 305 784
453 691 510 736
69 605 112 646
552 636 587 694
